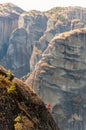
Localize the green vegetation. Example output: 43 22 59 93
0 73 16 94
7 69 11 79
84 24 86 27
14 115 23 130
14 122 23 130
0 75 11 87
14 115 22 122
0 9 3 12
56 14 65 21
45 7 64 14
7 85 16 93
6 5 13 10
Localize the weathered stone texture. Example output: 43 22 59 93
26 29 86 130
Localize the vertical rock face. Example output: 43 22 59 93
30 7 85 71
0 8 48 77
25 28 86 130
18 10 48 43
2 28 30 77
0 3 24 60
1 5 86 77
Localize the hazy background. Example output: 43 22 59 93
0 0 86 11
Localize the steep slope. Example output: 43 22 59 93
0 65 59 130
30 7 85 71
25 28 86 130
1 5 86 77
18 10 48 41
0 3 24 60
1 28 30 77
0 9 48 77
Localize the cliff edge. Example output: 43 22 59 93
0 65 59 130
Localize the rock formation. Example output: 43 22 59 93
0 4 86 77
30 7 85 71
0 3 24 60
2 28 30 77
0 7 48 77
25 28 86 130
0 3 86 130
0 65 59 130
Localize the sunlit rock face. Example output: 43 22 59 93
30 7 85 71
25 28 86 130
18 11 48 74
0 5 86 77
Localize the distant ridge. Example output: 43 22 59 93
0 2 24 15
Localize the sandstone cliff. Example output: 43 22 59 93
25 28 86 130
0 65 59 130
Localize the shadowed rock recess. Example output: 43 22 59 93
0 65 59 130
25 28 86 130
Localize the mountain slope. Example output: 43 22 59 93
0 65 59 130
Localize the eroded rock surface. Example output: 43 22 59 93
30 7 85 71
1 28 30 77
0 3 24 60
26 28 86 130
1 5 86 77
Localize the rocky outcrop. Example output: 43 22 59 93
1 28 30 77
0 8 48 77
30 7 86 71
45 6 86 23
18 10 48 42
71 19 84 30
0 3 24 60
1 5 86 77
25 28 86 130
0 65 59 130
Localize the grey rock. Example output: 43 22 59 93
0 5 86 77
30 7 86 71
0 3 24 74
1 28 30 77
25 28 86 130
